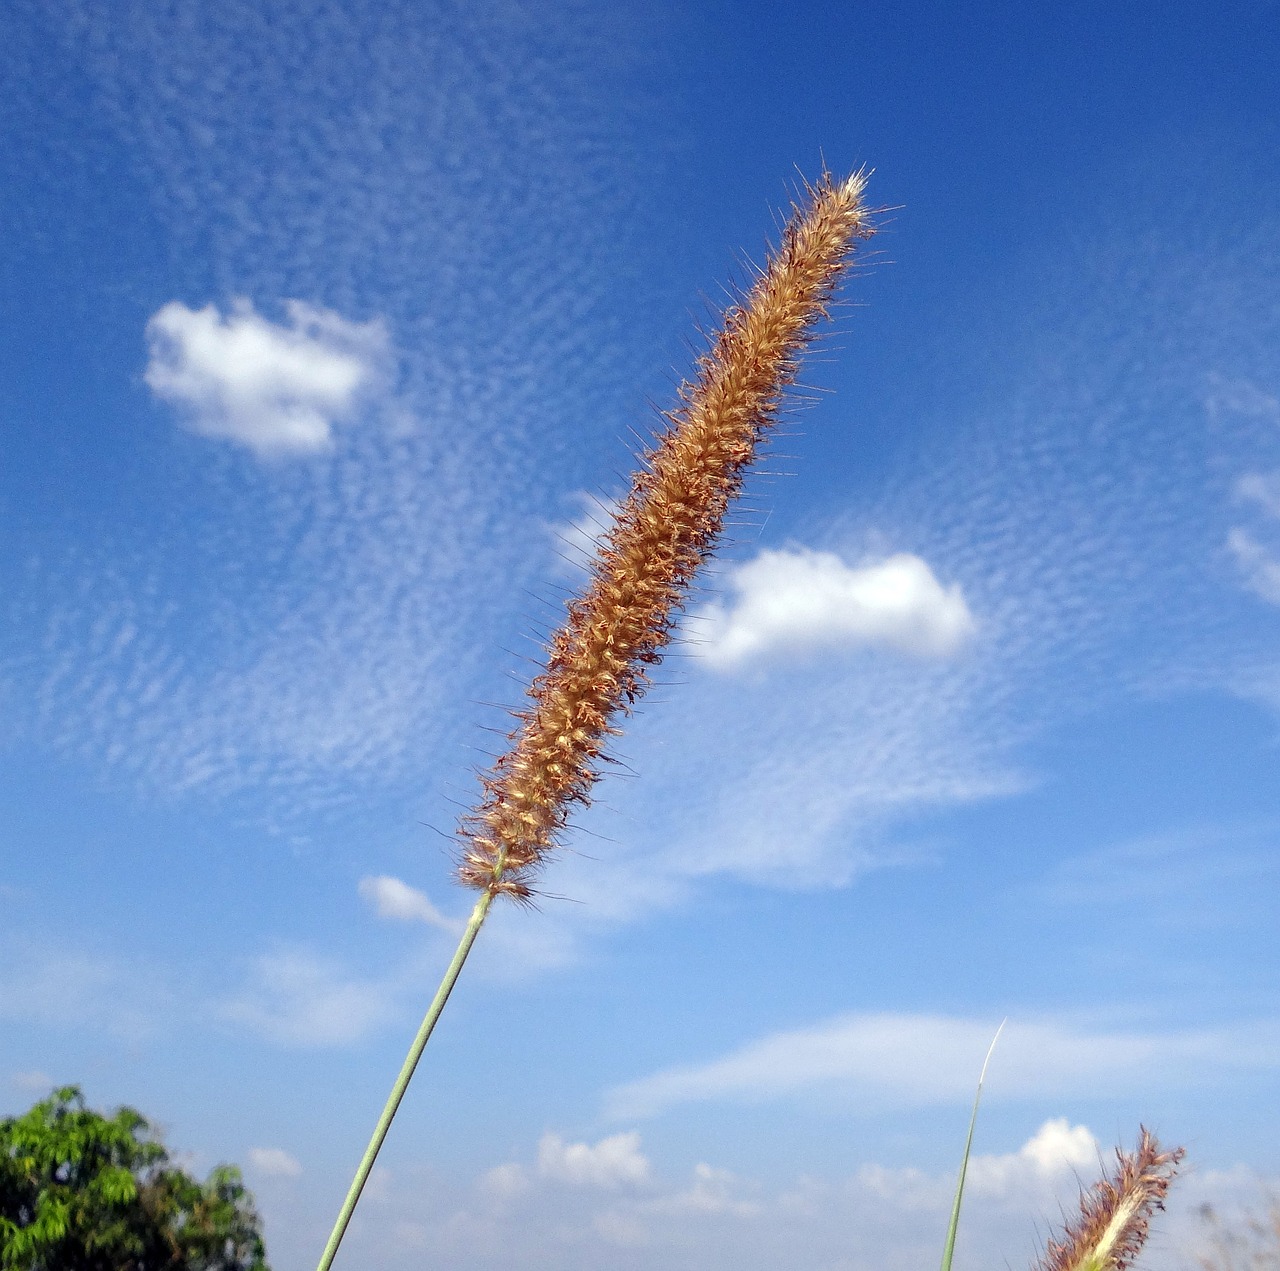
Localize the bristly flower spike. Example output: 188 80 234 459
459 168 874 899
1035 1128 1185 1271
316 169 873 1271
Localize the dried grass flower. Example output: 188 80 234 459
317 168 873 1271
459 168 874 899
1035 1127 1185 1271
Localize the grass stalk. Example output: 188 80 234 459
939 1019 1005 1271
313 169 874 1269
315 891 492 1271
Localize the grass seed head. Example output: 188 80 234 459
1036 1127 1185 1271
458 170 874 898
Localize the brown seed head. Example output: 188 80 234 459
458 170 874 897
1035 1128 1185 1271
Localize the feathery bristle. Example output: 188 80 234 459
458 170 874 897
1035 1128 1184 1271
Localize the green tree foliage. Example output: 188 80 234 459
0 1087 270 1271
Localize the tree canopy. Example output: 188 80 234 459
0 1087 270 1271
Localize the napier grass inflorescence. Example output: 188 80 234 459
316 168 875 1271
458 168 874 900
316 168 1186 1271
1036 1129 1185 1271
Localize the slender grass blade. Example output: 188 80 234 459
939 1019 1006 1271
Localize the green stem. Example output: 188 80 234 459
939 1019 1005 1271
316 889 495 1271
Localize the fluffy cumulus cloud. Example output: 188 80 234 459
964 1118 1098 1195
247 1147 303 1178
694 548 976 668
479 1131 651 1199
317 1119 1229 1271
648 1162 761 1218
854 1119 1098 1209
144 299 390 456
537 1131 651 1188
358 875 459 932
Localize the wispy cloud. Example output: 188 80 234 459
9 1070 55 1094
247 1146 303 1178
603 1011 1280 1120
1217 393 1280 617
359 875 460 933
694 548 976 668
145 299 391 456
1237 471 1280 521
0 941 166 1042
1030 822 1280 925
10 0 664 811
1228 529 1280 605
218 948 399 1047
645 1162 762 1219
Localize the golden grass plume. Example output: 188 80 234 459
1035 1127 1185 1271
458 169 874 898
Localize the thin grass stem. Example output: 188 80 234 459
313 168 871 1269
939 1019 1005 1271
315 890 493 1271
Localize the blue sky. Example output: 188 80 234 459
2 1 1279 1267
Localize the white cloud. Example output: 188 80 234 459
219 948 397 1047
1228 528 1280 605
1228 464 1280 605
606 1013 998 1119
537 1131 651 1188
694 548 976 668
965 1119 1099 1197
248 1146 303 1178
359 875 460 932
1237 471 1280 520
479 1162 531 1197
850 1119 1100 1209
647 1162 761 1218
9 1070 54 1094
592 1209 650 1247
1014 1117 1099 1172
299 1119 1240 1271
144 299 390 456
0 944 164 1041
604 1011 1280 1120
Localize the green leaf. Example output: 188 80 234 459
939 1019 1005 1271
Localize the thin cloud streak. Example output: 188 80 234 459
603 1011 1280 1120
218 948 402 1048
